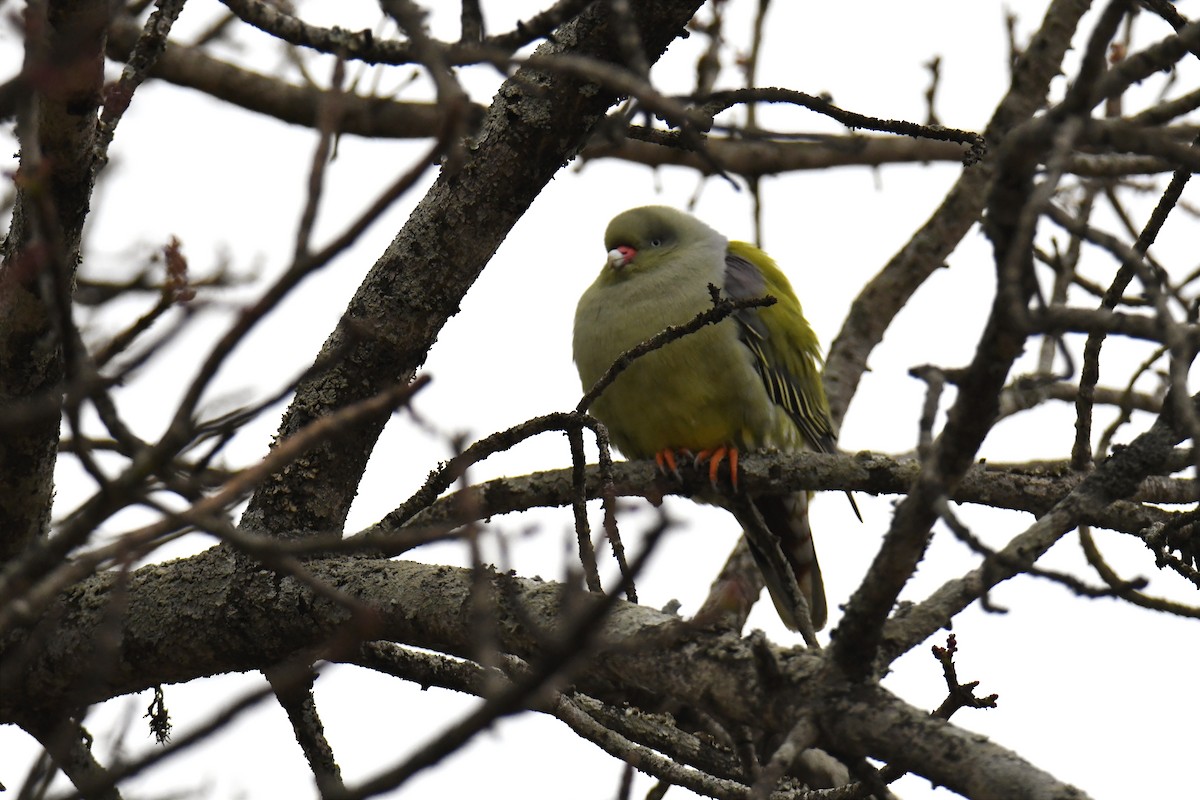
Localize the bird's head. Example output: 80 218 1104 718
602 205 722 276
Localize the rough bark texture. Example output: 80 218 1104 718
0 552 1090 799
5 2 1197 798
0 0 107 561
239 0 706 537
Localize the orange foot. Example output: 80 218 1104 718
654 448 690 479
695 446 740 491
654 447 740 490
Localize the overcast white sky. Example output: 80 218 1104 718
3 1 1197 798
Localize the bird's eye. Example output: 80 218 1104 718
649 238 663 247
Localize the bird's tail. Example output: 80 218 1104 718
739 491 827 632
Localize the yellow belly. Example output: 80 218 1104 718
587 321 791 459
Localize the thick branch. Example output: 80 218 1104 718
1 0 107 561
387 451 1179 542
0 550 1088 799
824 683 1089 800
239 0 706 536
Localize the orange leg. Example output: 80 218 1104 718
694 446 740 491
654 449 680 478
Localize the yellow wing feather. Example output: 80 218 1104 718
725 241 836 454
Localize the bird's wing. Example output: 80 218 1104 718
723 243 838 455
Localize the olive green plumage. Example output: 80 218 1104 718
573 205 839 631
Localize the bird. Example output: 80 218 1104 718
572 205 848 632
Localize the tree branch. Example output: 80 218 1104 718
1 549 1089 799
239 0 707 538
823 0 1093 426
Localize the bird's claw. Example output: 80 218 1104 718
654 449 683 480
694 446 739 491
655 447 739 490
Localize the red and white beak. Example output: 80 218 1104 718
607 245 637 270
